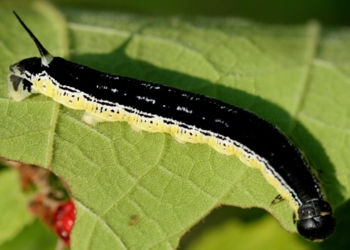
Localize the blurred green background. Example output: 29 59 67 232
51 0 350 25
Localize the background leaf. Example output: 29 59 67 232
1 1 349 249
0 218 57 250
0 168 32 246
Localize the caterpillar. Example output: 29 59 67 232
8 12 335 241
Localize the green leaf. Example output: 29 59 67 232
0 169 32 246
0 218 57 250
0 2 348 249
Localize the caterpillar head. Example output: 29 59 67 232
295 199 336 241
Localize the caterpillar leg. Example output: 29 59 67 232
82 112 104 126
174 137 186 144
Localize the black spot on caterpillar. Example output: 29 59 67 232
8 11 335 241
